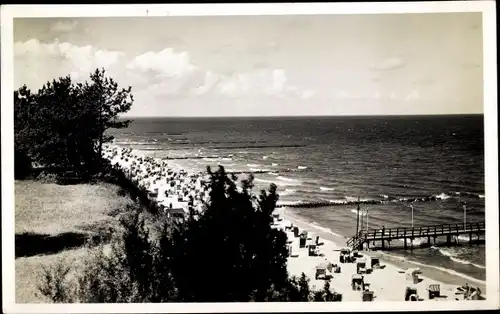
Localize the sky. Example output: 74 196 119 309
13 13 483 117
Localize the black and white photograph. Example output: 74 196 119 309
1 2 498 312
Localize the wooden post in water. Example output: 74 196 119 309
411 228 415 250
381 229 385 249
427 226 431 246
404 228 407 250
355 198 360 236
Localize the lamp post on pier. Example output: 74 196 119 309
365 207 369 231
463 202 467 229
403 202 415 228
410 203 414 228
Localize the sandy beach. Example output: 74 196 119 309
102 143 486 302
278 208 487 301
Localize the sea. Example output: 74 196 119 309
107 115 486 282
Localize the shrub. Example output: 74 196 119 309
14 149 32 179
37 258 74 303
39 166 325 302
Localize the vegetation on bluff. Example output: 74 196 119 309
15 68 333 302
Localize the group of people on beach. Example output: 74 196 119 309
103 144 210 216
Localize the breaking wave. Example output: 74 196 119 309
320 186 335 191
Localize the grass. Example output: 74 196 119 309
14 180 135 303
15 180 134 236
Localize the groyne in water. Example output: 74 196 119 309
276 193 485 208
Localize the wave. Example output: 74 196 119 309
221 158 232 161
274 192 477 208
452 191 485 199
320 186 335 191
203 157 219 162
162 155 231 160
435 193 451 200
213 144 306 150
271 163 279 167
263 156 269 160
305 221 346 239
450 257 486 269
396 237 428 246
350 208 368 217
255 178 276 184
298 166 308 170
431 247 486 270
378 251 486 285
277 176 300 183
280 189 296 196
268 172 279 176
247 163 260 167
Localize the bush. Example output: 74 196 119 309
36 171 58 184
38 166 327 302
14 149 32 179
37 258 74 303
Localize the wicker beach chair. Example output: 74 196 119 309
351 274 364 291
428 284 440 299
362 290 374 301
315 266 327 280
299 235 307 248
308 244 319 256
356 260 367 274
405 287 418 301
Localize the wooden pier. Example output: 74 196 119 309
347 221 485 251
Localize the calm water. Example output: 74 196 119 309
108 115 486 281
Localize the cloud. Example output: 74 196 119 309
189 67 310 99
371 57 405 71
15 40 315 103
14 39 125 88
50 20 78 33
126 48 197 78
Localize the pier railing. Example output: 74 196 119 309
347 221 485 251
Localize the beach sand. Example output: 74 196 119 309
278 207 487 302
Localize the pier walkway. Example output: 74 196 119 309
347 221 485 251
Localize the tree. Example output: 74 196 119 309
81 68 133 166
14 86 35 179
164 165 290 301
13 68 133 177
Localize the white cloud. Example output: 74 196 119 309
371 57 405 71
190 67 310 99
15 40 315 103
15 39 124 88
126 48 197 78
